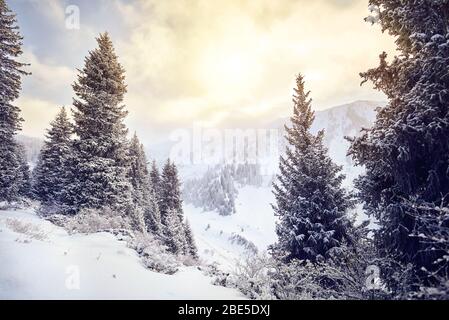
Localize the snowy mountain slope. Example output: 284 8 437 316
312 100 379 185
0 208 244 299
185 186 277 271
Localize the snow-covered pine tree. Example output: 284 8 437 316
270 74 355 264
160 159 189 254
128 133 162 234
32 107 72 206
164 208 187 255
149 160 162 204
160 160 182 222
150 161 160 189
184 219 199 259
348 1 449 296
127 133 148 232
146 187 163 235
0 0 29 202
68 33 132 214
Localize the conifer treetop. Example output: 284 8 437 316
74 32 127 100
285 74 319 151
44 106 72 143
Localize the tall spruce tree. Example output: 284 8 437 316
348 1 449 295
0 0 29 202
271 74 355 263
184 219 199 259
149 160 162 205
160 160 183 222
150 160 160 189
160 160 188 254
146 186 163 235
164 208 187 255
128 133 149 231
68 32 132 213
33 107 72 206
128 133 162 234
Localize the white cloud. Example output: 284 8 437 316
113 0 396 136
21 50 76 102
17 96 61 138
16 0 397 144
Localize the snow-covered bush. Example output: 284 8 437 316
202 263 233 287
129 231 180 274
178 254 199 267
222 253 367 300
4 218 48 241
203 254 275 300
230 254 275 299
271 259 366 300
0 198 34 211
62 207 131 234
223 238 374 300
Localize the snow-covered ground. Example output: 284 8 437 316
0 208 244 300
185 186 277 271
184 183 370 271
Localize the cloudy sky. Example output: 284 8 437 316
11 0 396 144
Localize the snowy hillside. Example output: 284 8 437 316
184 186 277 271
0 208 243 299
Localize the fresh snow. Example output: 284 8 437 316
0 208 244 300
185 186 277 271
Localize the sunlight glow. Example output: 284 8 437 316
196 47 260 103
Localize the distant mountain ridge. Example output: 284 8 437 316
170 100 383 183
274 100 383 186
17 100 384 183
